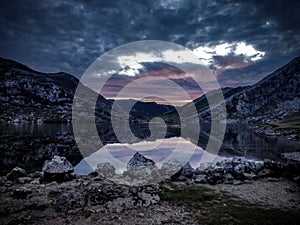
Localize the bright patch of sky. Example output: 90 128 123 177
117 52 158 76
116 48 203 77
193 41 265 66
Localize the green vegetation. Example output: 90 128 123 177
270 115 300 129
160 184 300 225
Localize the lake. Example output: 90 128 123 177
0 122 300 175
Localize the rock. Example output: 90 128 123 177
104 197 135 213
223 173 234 183
96 162 116 178
232 157 247 166
126 152 159 181
42 155 74 174
127 152 155 168
134 184 161 207
243 172 257 180
42 155 75 182
206 171 224 184
6 167 27 181
263 160 284 176
17 177 33 184
257 168 273 178
30 179 40 185
0 176 7 185
216 159 233 172
233 164 246 179
171 162 195 181
160 159 183 176
195 162 214 174
179 162 195 179
30 171 42 178
281 152 300 162
253 161 264 173
1 176 161 218
194 174 207 183
12 188 32 199
211 166 225 173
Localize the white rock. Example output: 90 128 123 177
42 155 73 174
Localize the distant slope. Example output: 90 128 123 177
0 57 174 124
226 56 300 123
171 56 300 124
185 86 246 116
163 86 246 123
1 56 299 124
0 57 113 123
112 99 175 117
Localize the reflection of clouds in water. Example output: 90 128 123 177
75 137 226 175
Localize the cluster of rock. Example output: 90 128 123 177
95 153 197 185
281 152 300 162
1 153 300 222
1 156 76 184
0 133 82 176
3 153 300 187
95 153 300 185
173 157 300 185
0 157 161 216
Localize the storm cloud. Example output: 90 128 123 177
0 0 299 91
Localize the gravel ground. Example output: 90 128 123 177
1 178 299 224
201 178 300 209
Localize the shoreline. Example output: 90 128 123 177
1 172 299 224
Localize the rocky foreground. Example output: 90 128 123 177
1 154 300 224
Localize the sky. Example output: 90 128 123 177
0 0 300 101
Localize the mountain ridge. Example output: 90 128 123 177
1 56 300 124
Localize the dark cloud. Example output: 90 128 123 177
0 0 299 91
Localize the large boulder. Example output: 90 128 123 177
42 155 75 182
195 162 214 175
126 152 159 181
6 167 27 181
232 156 247 166
171 162 195 181
0 176 161 218
216 159 234 172
96 162 116 178
127 152 155 168
160 159 183 177
196 163 226 184
246 160 264 173
232 164 246 179
205 168 224 184
196 158 266 184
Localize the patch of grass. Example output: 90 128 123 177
160 185 215 202
160 185 300 225
270 115 300 129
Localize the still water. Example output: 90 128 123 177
0 122 300 175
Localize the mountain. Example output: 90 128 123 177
226 56 300 123
194 56 300 123
112 99 175 117
182 86 246 116
0 57 174 124
1 56 299 125
0 57 113 123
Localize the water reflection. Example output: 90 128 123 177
0 122 300 175
74 137 226 175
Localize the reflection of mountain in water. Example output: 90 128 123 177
74 137 226 175
1 122 300 175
